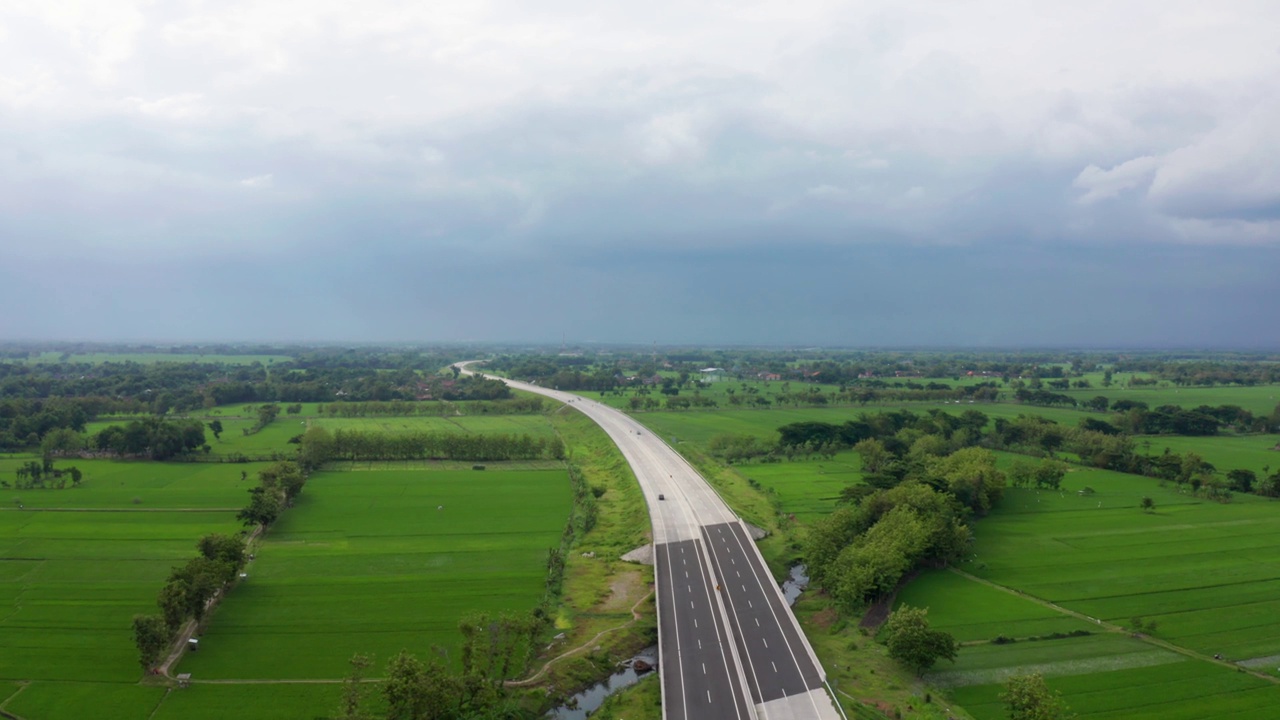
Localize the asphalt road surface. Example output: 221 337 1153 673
458 363 843 720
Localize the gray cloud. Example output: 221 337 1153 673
1 1 1278 345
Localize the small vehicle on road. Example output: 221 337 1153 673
658 493 665 500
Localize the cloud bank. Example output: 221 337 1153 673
1 1 1277 345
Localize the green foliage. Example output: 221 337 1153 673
383 650 463 720
92 417 206 460
307 428 564 463
132 614 171 669
883 605 957 676
1001 672 1071 720
806 483 969 609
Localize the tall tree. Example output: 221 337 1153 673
883 605 957 676
132 614 171 670
1002 672 1072 720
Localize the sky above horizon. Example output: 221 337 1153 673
1 1 1278 347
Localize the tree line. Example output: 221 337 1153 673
133 461 307 670
133 533 249 670
298 427 565 465
315 396 546 417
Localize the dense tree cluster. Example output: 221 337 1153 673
805 482 977 610
93 418 207 460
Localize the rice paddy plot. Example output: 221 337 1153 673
929 633 1181 688
150 682 344 720
3 681 167 720
895 569 1095 643
0 508 243 684
0 458 263 509
1062 383 1280 417
176 468 571 680
948 655 1280 720
733 451 863 522
931 466 1280 716
1138 434 1280 480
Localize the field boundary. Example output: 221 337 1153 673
947 567 1280 684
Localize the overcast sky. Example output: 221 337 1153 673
2 1 1277 347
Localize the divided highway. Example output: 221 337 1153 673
460 364 844 720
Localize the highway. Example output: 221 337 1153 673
459 363 843 720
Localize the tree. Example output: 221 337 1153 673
197 533 246 568
1227 469 1256 493
383 650 460 720
1033 459 1067 490
208 420 223 441
157 580 189 631
883 605 957 676
132 614 171 669
337 653 374 720
1002 672 1071 720
854 438 890 474
238 487 281 527
1140 496 1155 513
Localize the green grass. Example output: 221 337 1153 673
0 508 243 683
896 570 1095 643
151 682 344 720
732 451 861 523
907 466 1280 717
588 672 661 720
3 681 167 720
176 468 572 680
0 458 264 509
0 460 255 720
949 658 1280 720
1063 383 1280 417
1138 434 1280 478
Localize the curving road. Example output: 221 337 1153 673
460 363 843 720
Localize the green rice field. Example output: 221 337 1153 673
175 468 572 680
0 461 246 719
898 472 1280 718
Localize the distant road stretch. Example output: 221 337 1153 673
459 363 843 720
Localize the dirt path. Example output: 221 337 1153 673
948 567 1280 684
158 524 265 679
505 589 653 688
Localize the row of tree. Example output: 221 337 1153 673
132 533 248 669
297 427 566 464
315 397 546 417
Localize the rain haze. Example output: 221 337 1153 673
1 1 1277 347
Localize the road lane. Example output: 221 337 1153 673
458 364 841 720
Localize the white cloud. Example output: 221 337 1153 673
1147 97 1280 221
2 0 1280 253
1074 156 1160 204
